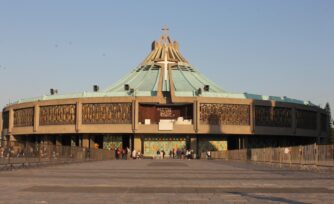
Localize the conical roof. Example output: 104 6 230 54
105 27 226 97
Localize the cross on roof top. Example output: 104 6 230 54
162 26 169 37
161 26 169 45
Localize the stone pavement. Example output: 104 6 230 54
0 159 333 204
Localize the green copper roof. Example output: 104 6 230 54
105 65 161 96
12 30 316 107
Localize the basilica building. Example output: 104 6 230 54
1 29 330 157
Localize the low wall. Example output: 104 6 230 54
202 144 334 167
0 141 116 170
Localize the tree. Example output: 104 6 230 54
331 127 334 144
325 103 332 126
325 102 334 143
325 103 334 144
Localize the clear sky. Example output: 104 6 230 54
0 0 333 116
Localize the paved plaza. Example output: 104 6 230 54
0 160 333 204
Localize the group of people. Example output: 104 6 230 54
156 148 196 160
0 146 9 158
131 149 143 159
113 147 143 160
0 145 62 159
114 147 130 160
113 146 211 160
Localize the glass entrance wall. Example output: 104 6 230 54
198 135 228 154
143 135 186 157
103 135 122 150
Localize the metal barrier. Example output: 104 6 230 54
0 141 116 170
202 144 334 167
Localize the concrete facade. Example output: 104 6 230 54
1 95 329 155
2 96 329 136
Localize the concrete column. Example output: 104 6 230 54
132 101 139 132
250 102 255 133
76 102 82 133
244 136 248 149
196 101 200 132
8 108 14 135
79 135 83 147
56 135 62 146
190 136 198 157
33 105 40 132
292 108 296 134
7 108 14 146
132 100 137 131
238 136 241 149
134 134 142 153
89 135 95 148
70 136 75 147
129 135 133 151
82 134 90 148
316 111 321 144
193 100 198 132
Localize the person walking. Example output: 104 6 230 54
122 148 127 160
207 150 211 160
137 151 142 159
190 149 195 159
132 149 137 159
127 147 131 159
115 148 119 160
118 148 122 160
169 150 173 159
186 150 190 160
177 149 182 160
161 150 164 159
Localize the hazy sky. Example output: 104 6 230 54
0 0 333 116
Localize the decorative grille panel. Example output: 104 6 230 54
200 104 250 125
296 109 317 130
40 105 76 125
255 106 292 127
14 108 34 127
82 103 132 124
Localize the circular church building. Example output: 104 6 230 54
1 30 330 157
